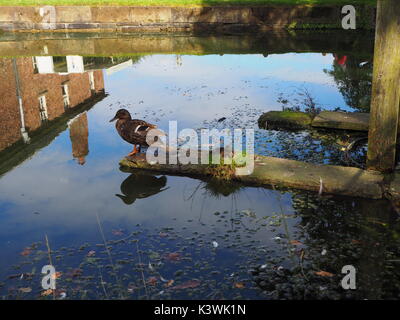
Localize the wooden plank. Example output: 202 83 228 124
367 0 400 172
311 111 369 131
120 154 384 199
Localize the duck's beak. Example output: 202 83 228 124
109 116 118 122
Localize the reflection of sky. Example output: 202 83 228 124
104 53 346 130
0 52 346 277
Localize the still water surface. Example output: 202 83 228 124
0 32 399 300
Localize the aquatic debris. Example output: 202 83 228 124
112 229 125 236
321 249 327 255
234 282 245 289
315 271 334 277
20 248 32 256
289 240 302 246
87 250 96 257
165 280 175 287
66 268 83 278
41 289 53 296
241 209 256 218
148 251 161 260
19 287 32 293
217 117 226 123
147 277 158 286
171 280 200 290
127 283 139 293
212 241 219 248
51 272 62 280
165 252 181 262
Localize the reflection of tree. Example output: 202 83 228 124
324 54 373 112
202 178 242 198
116 171 168 205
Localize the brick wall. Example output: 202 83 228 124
0 58 21 151
0 56 104 152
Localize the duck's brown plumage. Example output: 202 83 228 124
110 109 157 154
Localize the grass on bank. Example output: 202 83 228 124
0 0 377 7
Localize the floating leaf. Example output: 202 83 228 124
172 280 200 290
315 271 334 277
165 252 181 262
234 282 245 289
148 262 155 272
67 268 83 278
41 289 53 296
289 240 302 246
19 287 32 293
165 280 175 287
147 277 158 286
148 251 160 260
241 209 256 218
21 248 32 256
51 272 62 280
112 229 124 236
212 241 219 248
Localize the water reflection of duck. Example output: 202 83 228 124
116 172 168 205
109 108 158 156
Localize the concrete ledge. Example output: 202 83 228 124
120 154 384 199
258 111 370 132
0 31 374 58
0 5 376 32
312 111 370 131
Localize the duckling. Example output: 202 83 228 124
110 108 157 156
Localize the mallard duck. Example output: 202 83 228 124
109 109 157 156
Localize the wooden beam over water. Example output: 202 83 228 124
120 154 384 199
367 0 400 172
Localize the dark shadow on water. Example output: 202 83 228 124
116 170 169 205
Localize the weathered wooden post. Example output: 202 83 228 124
367 0 400 172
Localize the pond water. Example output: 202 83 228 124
0 31 399 300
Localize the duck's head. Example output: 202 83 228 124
109 109 131 122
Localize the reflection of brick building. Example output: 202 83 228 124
0 56 104 153
69 112 89 165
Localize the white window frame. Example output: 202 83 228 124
62 83 70 109
32 57 38 74
38 95 48 122
89 71 95 91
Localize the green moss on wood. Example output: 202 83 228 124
258 111 313 130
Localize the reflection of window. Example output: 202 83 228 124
38 95 48 123
32 57 38 74
62 83 70 109
89 72 95 91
